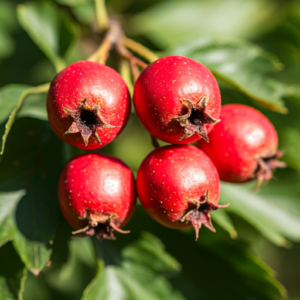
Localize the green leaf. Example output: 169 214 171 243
198 236 287 300
0 85 30 124
0 190 25 247
280 127 300 171
17 93 47 121
0 29 15 60
123 232 181 274
126 208 286 300
129 0 281 48
0 118 63 274
0 242 27 300
45 237 96 297
17 2 78 71
219 183 300 246
169 38 287 113
211 209 237 239
54 0 91 7
0 83 49 156
82 235 185 300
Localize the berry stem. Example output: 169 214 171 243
151 135 160 149
119 58 134 94
88 20 121 64
122 37 158 63
129 61 140 81
94 0 109 31
116 38 148 69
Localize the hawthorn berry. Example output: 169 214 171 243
198 104 286 188
133 55 221 144
47 61 131 150
136 145 228 240
58 153 136 240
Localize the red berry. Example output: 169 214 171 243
133 55 221 144
198 104 286 188
47 61 131 150
58 153 136 240
136 145 228 240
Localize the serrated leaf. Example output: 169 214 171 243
13 233 51 276
0 118 63 274
125 207 286 300
219 183 300 246
129 0 281 48
82 235 185 300
0 242 27 300
0 190 25 247
17 2 78 71
169 38 287 113
123 232 181 274
198 236 287 300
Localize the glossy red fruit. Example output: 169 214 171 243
58 153 136 240
133 55 221 144
137 145 228 240
198 104 286 188
47 61 131 150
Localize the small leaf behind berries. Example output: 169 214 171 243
219 183 300 246
169 38 287 113
211 209 237 239
82 235 184 300
123 232 181 274
128 208 286 300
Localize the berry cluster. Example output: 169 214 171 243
47 55 285 241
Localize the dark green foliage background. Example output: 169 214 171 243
0 0 300 299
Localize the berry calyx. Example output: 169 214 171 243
173 96 220 142
58 153 136 240
133 55 221 144
47 61 131 150
136 145 228 240
198 104 286 189
63 99 115 146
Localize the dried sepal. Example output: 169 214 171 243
172 96 220 142
63 99 115 146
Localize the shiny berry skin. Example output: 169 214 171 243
136 145 228 240
198 104 286 188
47 61 131 150
58 153 136 240
133 55 221 144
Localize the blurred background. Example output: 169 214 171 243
0 0 300 299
